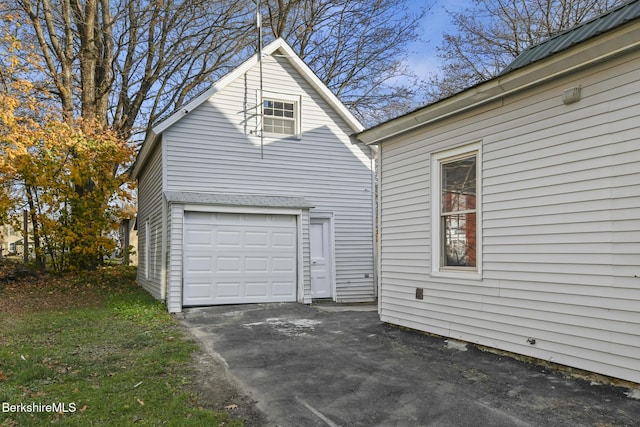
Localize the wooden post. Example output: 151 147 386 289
23 209 28 263
123 219 130 266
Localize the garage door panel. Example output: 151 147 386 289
184 256 213 273
245 282 268 296
272 232 296 248
246 257 268 272
216 282 242 298
272 281 296 296
272 257 295 272
217 256 241 272
216 230 242 247
183 212 297 306
185 229 212 246
270 215 296 226
184 281 214 299
245 231 268 247
211 213 238 225
187 212 214 225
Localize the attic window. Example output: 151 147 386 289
263 99 296 136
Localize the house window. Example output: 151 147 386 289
432 143 480 275
263 99 296 135
263 98 297 136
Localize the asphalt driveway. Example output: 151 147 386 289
181 302 640 427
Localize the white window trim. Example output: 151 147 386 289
257 90 302 139
431 142 482 279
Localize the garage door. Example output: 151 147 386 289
183 212 297 306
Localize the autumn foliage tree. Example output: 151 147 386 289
1 109 134 271
8 120 133 271
0 27 134 271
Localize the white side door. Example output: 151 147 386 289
310 217 333 299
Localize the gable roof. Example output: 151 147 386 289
357 1 640 145
502 0 640 74
132 38 364 179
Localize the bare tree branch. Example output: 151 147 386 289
426 0 625 102
261 0 430 126
7 0 252 140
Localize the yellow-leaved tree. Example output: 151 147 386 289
1 24 134 271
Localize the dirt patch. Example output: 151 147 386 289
186 333 273 427
0 260 103 316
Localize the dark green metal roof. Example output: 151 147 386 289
501 0 640 74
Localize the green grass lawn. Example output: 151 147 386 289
0 265 241 426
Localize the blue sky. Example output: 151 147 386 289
404 0 470 78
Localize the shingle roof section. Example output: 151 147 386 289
164 191 315 208
501 0 640 74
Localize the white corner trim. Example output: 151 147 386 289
297 212 305 304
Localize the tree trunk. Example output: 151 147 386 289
25 187 44 271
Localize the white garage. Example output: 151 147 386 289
183 211 298 306
133 39 377 314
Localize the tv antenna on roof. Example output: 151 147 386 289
256 0 264 159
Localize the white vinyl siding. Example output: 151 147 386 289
301 209 312 303
163 53 375 303
144 220 149 279
377 49 640 383
167 203 183 313
137 141 164 298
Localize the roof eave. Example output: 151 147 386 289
130 129 158 180
272 41 364 133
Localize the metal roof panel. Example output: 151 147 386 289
501 0 640 74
